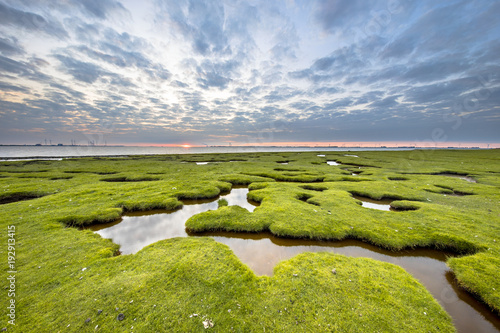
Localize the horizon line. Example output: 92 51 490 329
3 141 498 148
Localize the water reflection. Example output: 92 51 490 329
327 161 340 165
351 194 394 211
90 188 258 254
438 173 477 183
88 188 500 333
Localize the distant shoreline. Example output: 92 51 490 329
0 145 495 161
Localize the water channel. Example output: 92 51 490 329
88 188 500 333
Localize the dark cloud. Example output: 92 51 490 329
195 59 242 90
0 2 68 39
197 71 231 90
0 37 24 55
0 81 28 92
73 44 171 81
323 98 354 110
156 0 229 56
264 86 302 103
53 55 109 83
313 0 393 36
0 55 50 83
0 55 29 75
368 95 400 108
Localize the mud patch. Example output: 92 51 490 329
100 176 160 182
389 176 409 181
299 184 328 192
0 192 46 205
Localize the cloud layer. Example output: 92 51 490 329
0 0 499 145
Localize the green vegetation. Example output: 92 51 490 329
1 149 499 332
217 198 228 207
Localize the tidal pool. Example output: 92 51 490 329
438 173 477 183
351 194 394 211
88 188 500 333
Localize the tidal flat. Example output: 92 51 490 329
0 149 499 332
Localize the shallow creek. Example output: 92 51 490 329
88 188 500 333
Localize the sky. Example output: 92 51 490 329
0 0 499 147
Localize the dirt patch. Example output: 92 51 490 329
299 184 327 192
0 192 46 205
100 177 160 182
388 176 409 181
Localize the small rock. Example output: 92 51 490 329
85 318 91 324
332 269 337 274
117 313 125 321
97 310 103 315
1 328 6 332
202 319 214 329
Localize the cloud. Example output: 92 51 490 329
380 1 499 60
368 95 399 108
0 55 34 75
155 0 229 56
0 81 28 92
195 59 243 89
0 36 24 55
53 55 110 83
0 0 499 145
0 2 68 39
74 0 126 19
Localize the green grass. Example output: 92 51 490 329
1 149 499 332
